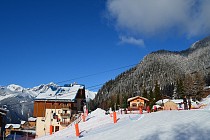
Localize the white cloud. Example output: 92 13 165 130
119 36 145 47
107 0 210 38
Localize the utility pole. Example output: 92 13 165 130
14 132 16 140
3 131 4 140
86 95 89 113
26 132 28 140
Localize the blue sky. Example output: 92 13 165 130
0 0 210 91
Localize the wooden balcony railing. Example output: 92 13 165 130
60 113 71 117
60 121 71 126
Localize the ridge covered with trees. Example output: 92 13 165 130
90 36 210 110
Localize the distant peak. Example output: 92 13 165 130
7 84 24 92
49 82 56 85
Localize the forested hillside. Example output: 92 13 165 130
90 36 210 110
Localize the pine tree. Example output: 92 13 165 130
205 73 210 86
122 95 128 109
142 88 148 99
176 78 185 98
148 89 155 108
154 81 161 101
191 72 205 100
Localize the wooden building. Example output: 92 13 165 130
33 84 86 138
164 100 178 110
28 117 37 128
127 96 149 110
5 124 21 137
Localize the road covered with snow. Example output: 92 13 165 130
36 107 210 140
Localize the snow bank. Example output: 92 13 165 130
90 108 106 117
201 95 210 105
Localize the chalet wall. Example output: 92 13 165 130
36 109 71 137
33 101 74 117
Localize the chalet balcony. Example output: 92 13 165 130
128 106 146 111
60 113 71 118
60 121 71 126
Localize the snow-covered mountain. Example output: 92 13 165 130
0 84 38 101
0 82 97 123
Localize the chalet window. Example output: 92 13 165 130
132 103 137 107
63 110 67 114
55 126 59 132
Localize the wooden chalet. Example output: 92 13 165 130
33 84 86 137
127 96 149 110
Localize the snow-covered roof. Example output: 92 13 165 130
156 99 197 105
152 105 162 109
127 96 149 102
204 86 210 90
35 84 84 101
20 121 26 125
156 99 183 105
5 124 21 129
28 117 37 122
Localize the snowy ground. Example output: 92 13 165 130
36 107 210 140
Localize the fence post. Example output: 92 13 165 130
113 112 117 123
82 113 86 122
75 123 80 137
86 109 88 116
139 108 143 114
50 125 53 135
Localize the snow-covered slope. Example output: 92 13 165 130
36 107 210 140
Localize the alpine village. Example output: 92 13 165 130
1 36 210 139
